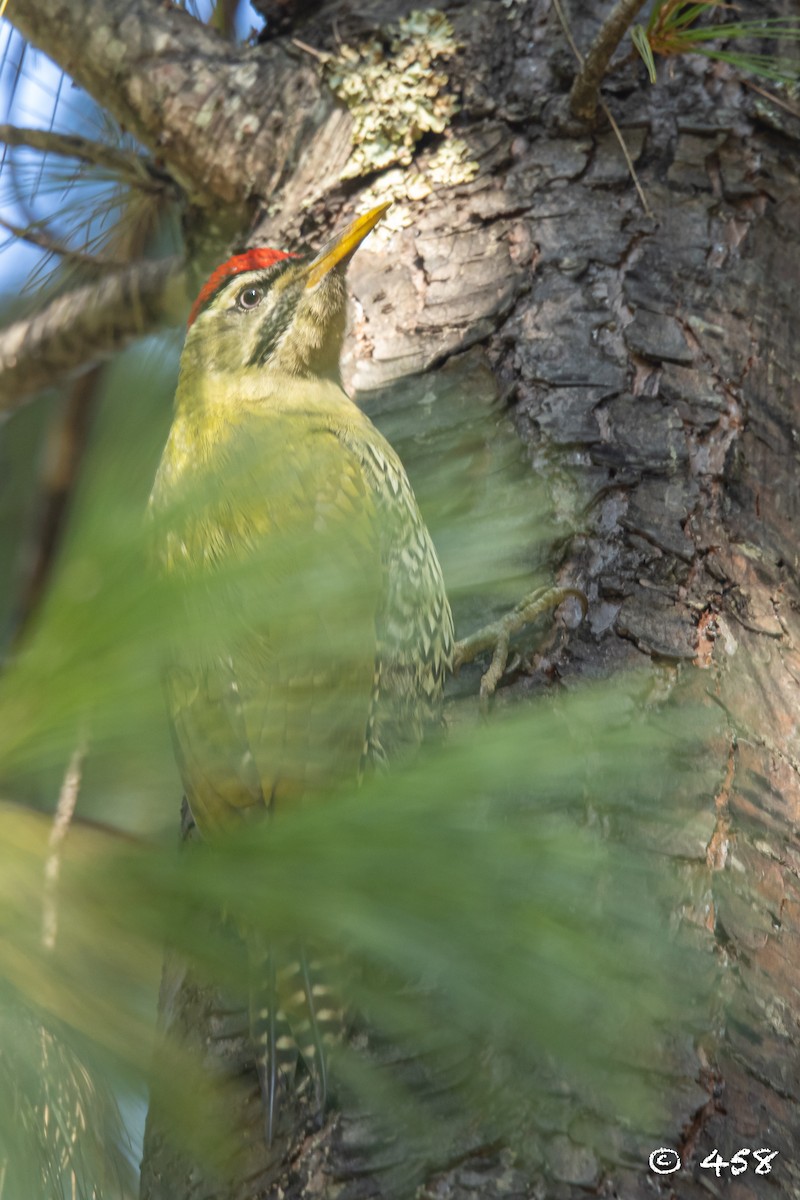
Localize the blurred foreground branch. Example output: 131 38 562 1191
42 740 86 952
0 257 184 409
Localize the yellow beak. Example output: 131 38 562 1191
304 202 391 290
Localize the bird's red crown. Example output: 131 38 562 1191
188 248 299 328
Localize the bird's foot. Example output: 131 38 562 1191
453 586 587 704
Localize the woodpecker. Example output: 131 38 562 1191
149 204 454 1138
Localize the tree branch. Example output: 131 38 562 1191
7 0 346 223
0 257 184 410
0 123 169 193
0 214 123 266
567 0 649 124
10 368 102 637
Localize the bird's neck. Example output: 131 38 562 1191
156 367 364 492
174 363 357 422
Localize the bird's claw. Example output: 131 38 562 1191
453 586 587 704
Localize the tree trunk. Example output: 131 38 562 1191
7 0 800 1196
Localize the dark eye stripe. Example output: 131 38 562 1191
245 286 299 367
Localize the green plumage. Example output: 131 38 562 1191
149 215 453 1138
150 374 453 823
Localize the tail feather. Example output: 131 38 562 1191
249 952 295 1145
298 951 328 1108
248 943 342 1144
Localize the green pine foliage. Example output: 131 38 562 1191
0 340 720 1193
632 2 800 84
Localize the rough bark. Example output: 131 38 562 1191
7 0 800 1196
148 0 800 1186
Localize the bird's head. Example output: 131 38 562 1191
181 203 389 385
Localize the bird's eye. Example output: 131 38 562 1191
237 286 263 310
